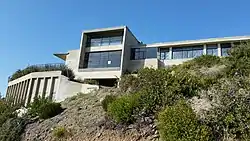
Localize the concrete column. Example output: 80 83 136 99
203 44 207 55
42 77 49 98
20 81 26 106
24 79 31 107
26 78 35 106
18 81 24 105
169 47 173 59
45 78 52 98
34 78 42 99
30 78 38 103
15 83 21 105
218 43 222 57
49 77 56 100
12 84 17 105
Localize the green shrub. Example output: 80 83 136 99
107 93 141 123
9 64 75 81
38 102 63 119
0 100 16 126
101 95 116 112
225 41 250 77
158 100 212 141
83 79 99 85
53 126 67 138
0 118 27 141
182 55 221 69
28 97 63 119
119 74 140 92
204 77 250 140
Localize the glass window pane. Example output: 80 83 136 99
173 48 182 59
110 36 122 45
101 38 110 46
146 48 157 59
207 44 218 56
108 51 121 67
90 38 102 47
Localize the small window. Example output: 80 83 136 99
221 43 231 57
207 44 218 56
90 38 102 47
146 48 157 59
160 48 170 60
131 48 146 60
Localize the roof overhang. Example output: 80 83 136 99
146 36 250 48
54 53 69 61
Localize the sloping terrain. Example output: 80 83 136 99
21 88 159 141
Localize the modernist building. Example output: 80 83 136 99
6 26 250 106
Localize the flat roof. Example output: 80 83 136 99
146 36 250 47
83 26 126 34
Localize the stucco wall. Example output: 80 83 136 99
56 75 99 102
122 27 140 73
65 49 80 73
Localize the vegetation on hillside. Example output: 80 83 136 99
104 41 250 140
0 96 63 141
9 64 75 81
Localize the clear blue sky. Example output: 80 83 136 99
1 0 250 96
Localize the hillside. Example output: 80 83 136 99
21 88 159 141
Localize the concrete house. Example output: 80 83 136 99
5 26 250 106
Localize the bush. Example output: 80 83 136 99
0 118 27 141
0 100 16 126
182 55 221 69
158 100 212 141
225 41 250 77
28 97 63 119
53 126 67 138
204 77 250 140
107 93 141 123
119 74 140 92
38 102 63 119
83 79 99 85
101 95 116 112
9 64 75 81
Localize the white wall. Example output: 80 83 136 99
56 75 99 102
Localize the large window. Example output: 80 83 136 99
87 36 123 47
83 51 121 68
160 48 170 60
221 43 231 57
172 46 203 59
207 44 218 56
131 48 157 60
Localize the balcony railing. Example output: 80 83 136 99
8 63 74 82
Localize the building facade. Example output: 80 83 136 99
6 26 250 106
55 26 250 82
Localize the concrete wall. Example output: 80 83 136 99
6 71 99 106
65 49 80 73
56 75 99 102
122 27 140 73
7 71 62 106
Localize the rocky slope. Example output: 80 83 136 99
21 88 159 141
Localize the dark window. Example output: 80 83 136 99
160 48 170 60
83 51 121 68
146 48 157 59
221 43 231 56
207 44 218 56
87 36 123 47
172 46 203 59
131 48 146 60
